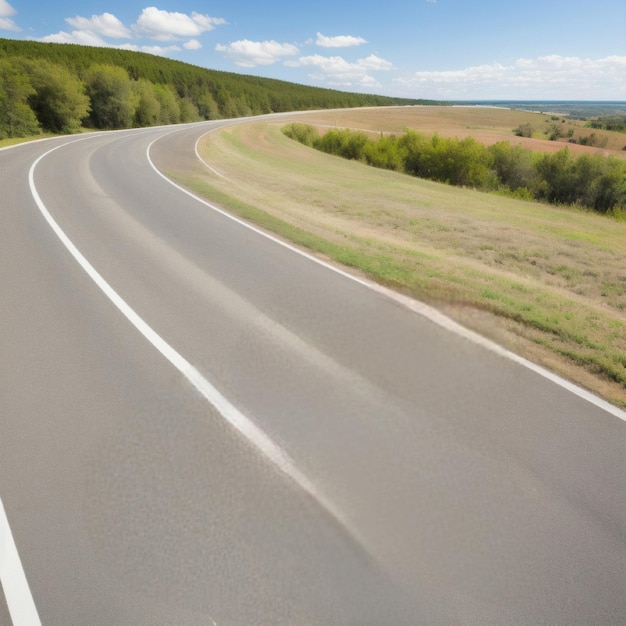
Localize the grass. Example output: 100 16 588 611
0 134 44 148
0 131 80 149
161 108 626 407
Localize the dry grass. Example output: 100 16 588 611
298 106 626 155
162 107 626 407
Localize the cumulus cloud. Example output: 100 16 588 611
36 7 225 56
41 30 110 47
134 7 226 41
0 0 15 16
109 42 181 56
315 32 367 48
215 40 299 67
134 44 181 56
358 54 395 71
0 0 20 32
66 12 131 38
39 31 180 56
396 55 626 99
285 53 393 89
184 39 202 51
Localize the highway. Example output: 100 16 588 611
1 119 625 625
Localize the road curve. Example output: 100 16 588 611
1 120 625 625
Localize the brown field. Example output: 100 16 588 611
296 105 626 155
162 106 626 407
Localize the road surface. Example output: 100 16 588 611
1 119 625 625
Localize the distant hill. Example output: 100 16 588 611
0 38 436 138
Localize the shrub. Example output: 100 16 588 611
282 122 318 147
314 128 369 161
427 134 493 188
363 135 404 171
282 124 626 216
514 123 532 138
546 123 562 141
397 129 431 177
488 142 537 192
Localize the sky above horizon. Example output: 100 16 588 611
1 0 625 100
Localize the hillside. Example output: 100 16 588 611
157 111 626 406
0 38 433 138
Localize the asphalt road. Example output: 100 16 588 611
1 120 625 625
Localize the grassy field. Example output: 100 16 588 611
162 107 626 407
295 106 626 154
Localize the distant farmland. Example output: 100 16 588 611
296 105 626 155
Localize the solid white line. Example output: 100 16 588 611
0 496 42 626
148 126 626 423
28 137 354 538
194 132 228 180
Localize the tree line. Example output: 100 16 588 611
283 123 626 216
0 38 431 139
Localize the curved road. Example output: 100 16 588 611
1 120 625 625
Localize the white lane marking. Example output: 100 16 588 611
28 139 356 536
194 132 228 180
149 126 626 423
0 497 42 626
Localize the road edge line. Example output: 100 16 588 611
28 136 357 552
0 496 42 626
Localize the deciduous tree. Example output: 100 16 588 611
0 59 39 138
84 64 135 129
20 58 90 133
132 78 160 127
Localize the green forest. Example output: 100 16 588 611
0 38 430 139
283 123 626 216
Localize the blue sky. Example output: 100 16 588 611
2 0 625 100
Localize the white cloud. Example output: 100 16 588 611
134 44 181 56
40 30 110 47
0 0 15 16
286 53 393 88
35 36 180 57
134 7 226 41
315 32 367 48
39 29 158 51
0 16 18 31
65 12 131 38
36 7 224 56
358 54 394 71
215 40 299 67
184 39 202 51
188 12 226 33
396 55 626 99
0 0 20 32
